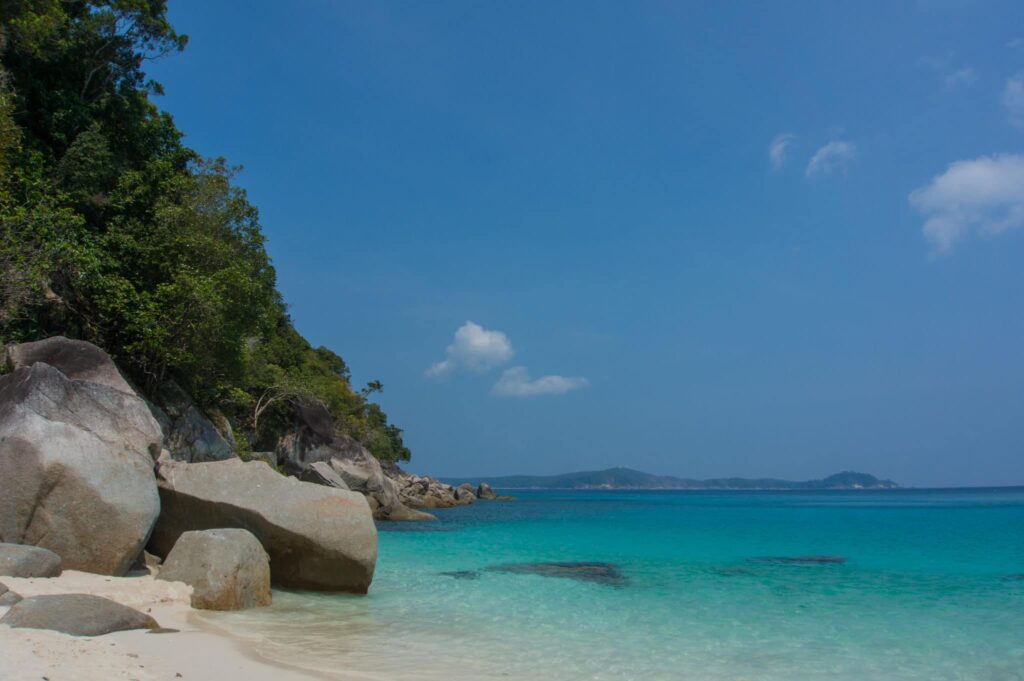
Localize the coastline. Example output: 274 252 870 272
0 571 352 681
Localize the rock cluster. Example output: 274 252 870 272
151 457 377 593
0 336 379 611
384 465 476 509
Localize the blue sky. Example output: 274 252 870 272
149 0 1024 487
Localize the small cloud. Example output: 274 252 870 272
491 367 589 398
1008 37 1024 49
944 66 977 90
909 153 1024 253
426 321 513 378
806 141 857 179
1003 73 1024 127
768 133 796 170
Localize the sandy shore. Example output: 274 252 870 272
0 570 349 681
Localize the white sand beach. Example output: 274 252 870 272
0 571 347 681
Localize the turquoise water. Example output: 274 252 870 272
208 489 1024 680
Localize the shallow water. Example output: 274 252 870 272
205 488 1024 680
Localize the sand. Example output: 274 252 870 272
0 570 348 681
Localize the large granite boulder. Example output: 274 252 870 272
0 360 162 575
1 594 158 635
148 381 236 463
455 483 477 503
157 529 271 610
4 336 134 394
0 543 62 578
477 482 497 500
150 458 377 593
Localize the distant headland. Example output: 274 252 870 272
446 469 898 491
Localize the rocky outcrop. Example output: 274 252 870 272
476 482 497 500
4 335 134 394
0 356 162 575
150 458 377 593
276 403 434 521
0 543 62 578
157 529 271 610
148 380 236 463
383 464 474 509
0 594 159 635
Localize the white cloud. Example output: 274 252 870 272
1008 38 1024 49
806 141 857 179
1003 73 1024 127
491 367 589 398
426 321 513 377
909 154 1024 253
944 66 977 90
768 133 796 170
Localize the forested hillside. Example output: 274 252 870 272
0 0 409 461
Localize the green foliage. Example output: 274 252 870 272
0 1 411 462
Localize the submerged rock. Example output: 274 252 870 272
157 529 271 611
0 543 62 578
1 594 158 636
150 458 377 593
752 555 848 565
488 561 628 587
0 357 162 575
439 570 481 580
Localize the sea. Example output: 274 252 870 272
203 488 1024 680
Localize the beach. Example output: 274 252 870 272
0 570 345 681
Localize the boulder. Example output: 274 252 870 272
150 458 377 593
299 461 350 490
0 594 158 635
0 361 162 575
382 464 470 509
157 529 271 611
476 482 497 500
0 543 62 578
0 581 22 606
455 483 477 503
4 336 134 394
148 381 236 463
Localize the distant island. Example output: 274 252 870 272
446 469 898 491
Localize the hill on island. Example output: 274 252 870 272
446 469 898 490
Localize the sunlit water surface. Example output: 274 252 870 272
201 488 1024 680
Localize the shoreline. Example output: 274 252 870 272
0 570 353 681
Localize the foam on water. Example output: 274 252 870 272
202 489 1024 680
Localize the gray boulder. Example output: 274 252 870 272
157 529 271 611
0 594 158 635
0 543 62 578
150 458 377 593
299 461 350 490
148 381 236 463
0 580 20 607
477 482 497 500
4 336 134 394
0 361 162 575
455 483 477 503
